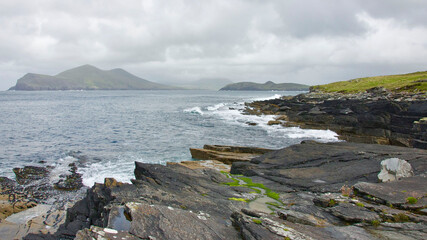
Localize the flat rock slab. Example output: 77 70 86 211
172 160 231 172
329 202 381 223
354 176 427 209
231 141 427 192
190 145 273 164
126 202 235 240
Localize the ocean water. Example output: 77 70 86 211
0 90 338 186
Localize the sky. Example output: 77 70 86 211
1 0 427 90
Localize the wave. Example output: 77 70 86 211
251 94 282 101
183 106 204 115
202 100 339 142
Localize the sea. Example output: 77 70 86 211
0 90 339 186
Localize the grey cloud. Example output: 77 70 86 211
0 0 426 90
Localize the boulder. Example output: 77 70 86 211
378 158 414 182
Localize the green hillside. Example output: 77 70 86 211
311 71 427 93
9 64 178 90
220 81 309 91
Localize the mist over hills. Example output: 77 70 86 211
220 81 310 91
166 78 233 90
9 65 179 90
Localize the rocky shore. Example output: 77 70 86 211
245 88 427 149
0 162 86 239
2 89 426 239
9 141 423 240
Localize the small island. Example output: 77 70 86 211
219 81 309 91
8 64 179 91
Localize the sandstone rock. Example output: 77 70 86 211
190 145 273 164
173 160 231 172
378 158 414 182
267 120 281 125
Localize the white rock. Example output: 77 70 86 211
378 158 414 182
103 228 118 234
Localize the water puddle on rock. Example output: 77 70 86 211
249 196 276 213
109 206 131 231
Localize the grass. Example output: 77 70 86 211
371 220 380 227
228 197 249 202
222 173 282 202
406 197 418 204
252 219 262 224
311 71 427 93
393 213 410 222
355 202 365 208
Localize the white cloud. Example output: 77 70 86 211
0 0 426 90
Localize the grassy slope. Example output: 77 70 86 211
311 71 427 93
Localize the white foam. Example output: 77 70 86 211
49 156 78 184
77 156 170 187
78 160 134 187
206 103 225 111
203 99 340 142
252 94 282 101
183 106 204 115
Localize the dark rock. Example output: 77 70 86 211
126 202 236 239
13 166 50 185
54 163 249 239
353 176 427 209
329 202 381 223
231 141 427 192
245 91 427 149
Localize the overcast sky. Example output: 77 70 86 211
1 0 427 90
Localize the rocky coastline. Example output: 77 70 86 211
1 89 426 239
1 141 421 240
245 88 427 149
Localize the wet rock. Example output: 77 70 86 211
378 158 414 182
267 120 281 125
13 166 50 185
245 91 427 149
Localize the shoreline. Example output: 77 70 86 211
1 90 426 239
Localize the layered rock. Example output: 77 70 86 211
231 141 427 192
190 145 273 165
245 90 427 149
0 163 85 239
27 141 427 239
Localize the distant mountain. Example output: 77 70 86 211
9 64 178 90
220 81 309 91
177 78 234 90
